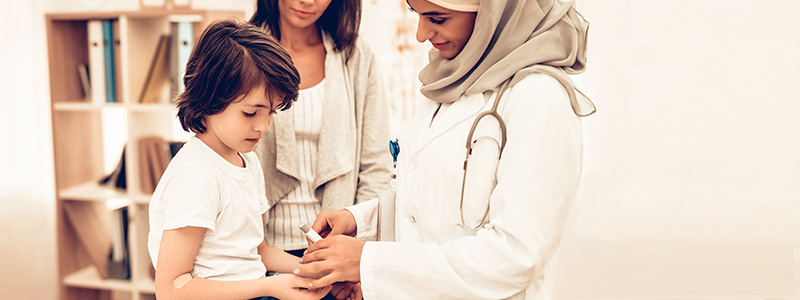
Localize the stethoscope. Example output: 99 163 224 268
386 79 512 232
457 78 512 230
391 72 592 232
456 69 595 230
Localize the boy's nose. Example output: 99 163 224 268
255 116 270 133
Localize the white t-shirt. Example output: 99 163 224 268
148 136 270 281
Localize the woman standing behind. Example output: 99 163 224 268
249 0 391 295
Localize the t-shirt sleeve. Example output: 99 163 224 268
246 152 271 215
160 165 220 232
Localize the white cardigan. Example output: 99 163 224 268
255 34 392 212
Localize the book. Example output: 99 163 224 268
98 146 127 190
108 206 129 280
87 20 106 104
168 141 185 158
138 136 170 193
102 20 116 103
139 35 171 103
77 63 91 101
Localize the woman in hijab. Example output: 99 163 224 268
296 0 595 299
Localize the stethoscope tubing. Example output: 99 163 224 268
459 77 513 230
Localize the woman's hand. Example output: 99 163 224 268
267 273 332 300
310 209 358 239
295 235 365 288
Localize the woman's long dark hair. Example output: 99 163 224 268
250 0 361 61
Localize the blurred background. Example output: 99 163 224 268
1 0 797 299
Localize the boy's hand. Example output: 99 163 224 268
331 282 362 300
268 273 332 300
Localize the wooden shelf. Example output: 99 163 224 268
59 182 131 210
53 102 175 112
136 278 156 294
131 192 152 205
53 102 119 111
128 103 176 112
63 266 133 291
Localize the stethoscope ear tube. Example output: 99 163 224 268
459 77 513 230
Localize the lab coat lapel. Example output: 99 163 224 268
411 94 486 157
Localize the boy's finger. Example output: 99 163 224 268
306 274 338 290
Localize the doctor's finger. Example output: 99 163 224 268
303 238 333 258
299 247 334 266
310 212 336 237
303 285 332 299
295 260 333 279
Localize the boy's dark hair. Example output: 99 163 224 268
249 0 361 61
176 18 300 134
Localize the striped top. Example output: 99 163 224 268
266 79 325 250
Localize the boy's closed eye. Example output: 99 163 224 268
243 111 257 117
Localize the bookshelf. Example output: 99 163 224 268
46 8 244 300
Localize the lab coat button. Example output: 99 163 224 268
409 216 416 223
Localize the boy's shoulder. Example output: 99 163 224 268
161 144 219 183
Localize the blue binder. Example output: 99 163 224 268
102 20 116 103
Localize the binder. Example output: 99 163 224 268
87 20 106 104
102 20 116 103
63 201 113 279
139 35 171 103
112 19 123 103
170 21 193 99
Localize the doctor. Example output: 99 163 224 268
296 0 595 299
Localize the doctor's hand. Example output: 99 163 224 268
330 282 363 300
295 235 365 288
310 209 357 240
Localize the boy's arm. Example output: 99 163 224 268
259 240 302 273
155 227 328 300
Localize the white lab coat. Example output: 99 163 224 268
347 73 583 300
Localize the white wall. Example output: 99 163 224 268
0 0 58 299
552 0 799 298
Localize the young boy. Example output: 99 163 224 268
147 19 330 300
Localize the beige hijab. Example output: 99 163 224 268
419 0 596 116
